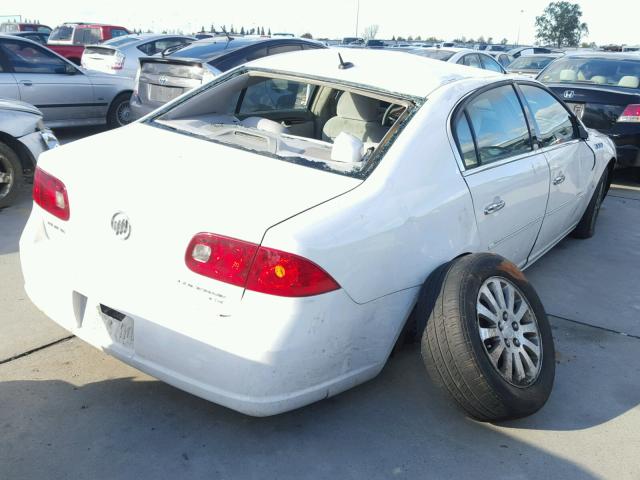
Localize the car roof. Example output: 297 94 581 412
168 37 321 62
245 47 500 98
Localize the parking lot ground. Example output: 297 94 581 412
1 128 639 479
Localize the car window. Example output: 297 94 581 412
465 85 532 165
481 55 503 73
454 113 478 168
111 29 129 38
461 54 482 69
538 56 640 89
74 28 102 45
145 38 192 56
0 40 67 74
267 44 302 55
49 25 74 42
239 78 312 114
520 85 575 147
38 26 52 34
212 47 268 72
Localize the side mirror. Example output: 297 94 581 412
65 63 78 75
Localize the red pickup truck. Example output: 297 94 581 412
47 23 130 64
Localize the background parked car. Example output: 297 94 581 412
507 46 561 60
0 22 51 34
48 23 130 65
130 36 326 120
9 31 50 45
538 52 640 176
0 35 135 127
507 53 562 77
407 47 506 73
82 34 195 79
0 98 58 208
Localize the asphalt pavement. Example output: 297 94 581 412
0 127 639 479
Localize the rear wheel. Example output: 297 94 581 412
108 93 133 128
0 141 23 209
421 253 555 421
571 169 608 239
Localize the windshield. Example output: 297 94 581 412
49 25 74 41
539 57 640 89
409 49 455 61
149 70 413 178
509 56 556 71
104 35 141 47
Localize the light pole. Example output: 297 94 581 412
355 0 360 37
516 9 524 46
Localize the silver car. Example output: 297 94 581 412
407 47 506 73
0 98 58 208
0 35 134 127
81 34 195 79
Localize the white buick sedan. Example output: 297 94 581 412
20 48 616 421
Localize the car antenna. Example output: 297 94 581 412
338 53 354 70
220 26 233 44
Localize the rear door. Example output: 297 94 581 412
453 83 550 267
0 48 19 99
519 84 594 257
0 38 94 123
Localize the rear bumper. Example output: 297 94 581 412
19 208 416 416
129 94 156 121
609 133 640 168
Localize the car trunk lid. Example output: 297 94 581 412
138 58 205 108
36 123 360 307
82 46 118 72
547 83 640 132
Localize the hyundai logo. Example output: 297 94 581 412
158 75 169 86
111 212 131 240
563 90 575 100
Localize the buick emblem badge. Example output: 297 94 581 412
111 212 131 240
563 90 575 100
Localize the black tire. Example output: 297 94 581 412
570 169 608 239
421 253 555 422
0 141 23 209
107 92 133 128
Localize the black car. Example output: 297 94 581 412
9 31 50 45
130 37 325 119
538 53 640 173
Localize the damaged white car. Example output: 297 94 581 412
20 48 616 420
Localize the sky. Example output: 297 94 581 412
2 0 639 46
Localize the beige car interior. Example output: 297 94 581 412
155 72 408 166
561 69 640 88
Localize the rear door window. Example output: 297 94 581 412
519 84 575 147
481 55 504 73
461 54 482 69
74 28 102 45
454 113 478 168
464 85 532 165
0 39 67 74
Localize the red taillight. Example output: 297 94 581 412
185 233 340 297
618 104 640 123
33 167 70 220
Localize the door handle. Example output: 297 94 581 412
484 198 506 215
552 174 566 185
20 80 33 87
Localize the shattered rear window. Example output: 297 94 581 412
148 69 418 179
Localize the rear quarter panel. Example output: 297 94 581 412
262 80 484 305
